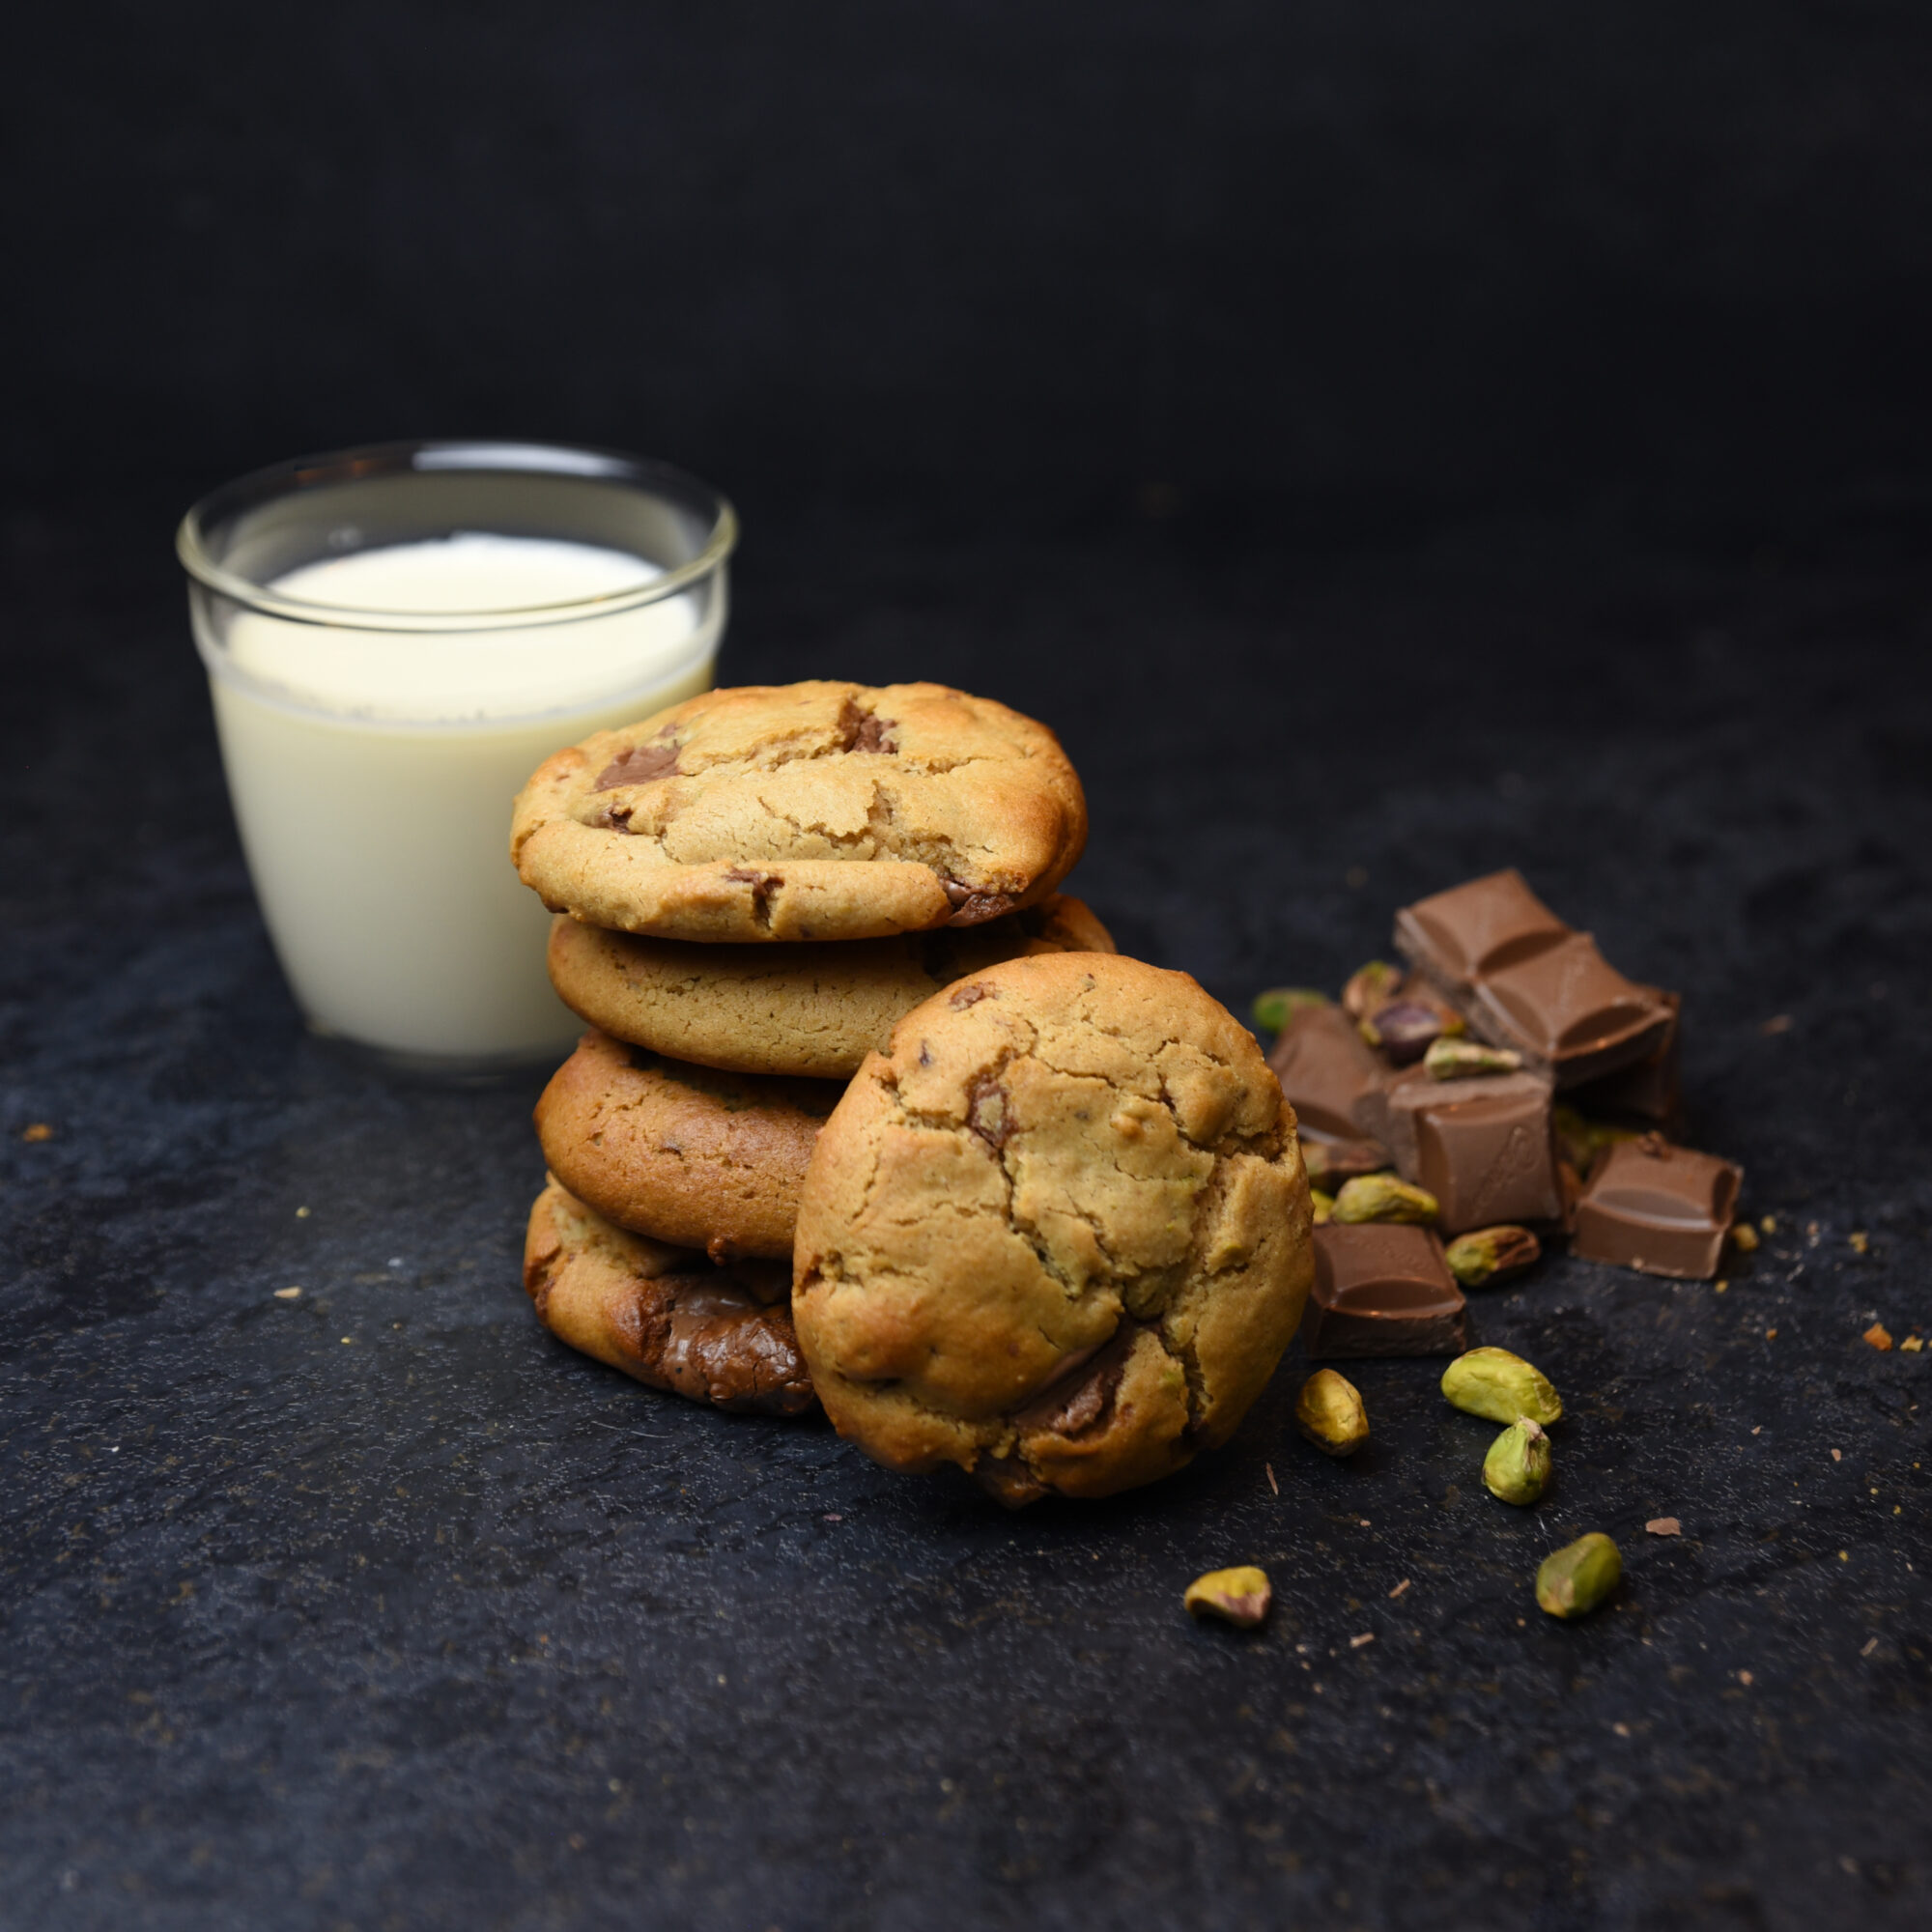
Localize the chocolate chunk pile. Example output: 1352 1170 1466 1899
1259 868 1744 1359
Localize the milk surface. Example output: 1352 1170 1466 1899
205 534 720 1064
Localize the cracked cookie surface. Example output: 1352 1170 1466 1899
524 1179 817 1415
511 681 1088 942
548 894 1115 1078
535 1029 836 1261
791 952 1313 1504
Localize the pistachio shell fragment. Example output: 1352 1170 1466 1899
1311 1188 1336 1226
1332 1173 1438 1226
1484 1419 1551 1504
1252 987 1332 1036
1184 1565 1272 1629
1440 1347 1563 1425
1342 961 1406 1021
1295 1369 1370 1458
1424 1036 1523 1080
1445 1225 1543 1288
1535 1533 1621 1619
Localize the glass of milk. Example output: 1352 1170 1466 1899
178 440 736 1077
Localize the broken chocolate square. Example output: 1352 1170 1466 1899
1298 1130 1394 1193
1268 1004 1390 1143
1571 1135 1743 1280
1567 988 1682 1127
1393 868 1571 989
1395 871 1674 1090
1376 1065 1564 1233
1468 933 1673 1087
1300 1223 1468 1359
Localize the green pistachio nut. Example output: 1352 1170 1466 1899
1424 1036 1523 1080
1252 987 1332 1036
1332 1174 1439 1226
1342 960 1406 1021
1295 1369 1370 1458
1310 1187 1336 1226
1445 1225 1543 1288
1534 1533 1621 1619
1185 1565 1272 1629
1484 1419 1551 1504
1440 1347 1563 1425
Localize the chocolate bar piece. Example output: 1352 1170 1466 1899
1298 1130 1393 1193
1300 1223 1468 1359
1377 1065 1564 1233
1394 868 1570 989
1571 1135 1743 1280
1393 870 1674 1090
1567 989 1681 1127
1268 1004 1389 1143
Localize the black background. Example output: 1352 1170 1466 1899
6 6 1932 1930
11 0 1932 549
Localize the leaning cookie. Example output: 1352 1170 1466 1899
791 952 1313 1505
524 1179 817 1415
535 1029 836 1261
548 894 1116 1079
511 681 1088 943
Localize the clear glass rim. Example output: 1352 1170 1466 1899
176 438 739 634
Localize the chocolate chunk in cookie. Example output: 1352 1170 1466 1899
791 952 1314 1505
511 681 1088 943
523 1179 817 1415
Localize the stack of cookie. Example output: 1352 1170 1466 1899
509 680 1115 1420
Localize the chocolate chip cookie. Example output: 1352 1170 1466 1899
547 893 1116 1078
791 952 1313 1504
511 681 1088 943
534 1029 836 1261
523 1179 816 1415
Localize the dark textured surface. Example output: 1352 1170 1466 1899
5 511 1932 1931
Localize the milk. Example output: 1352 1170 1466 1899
201 534 721 1067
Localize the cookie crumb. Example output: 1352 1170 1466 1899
1612 1721 1630 1737
1863 1322 1893 1351
21 1122 54 1143
1861 1636 1879 1658
1388 1578 1410 1599
341 1336 355 1345
820 1513 842 1523
297 1206 311 1218
1646 1518 1681 1537
1761 1014 1793 1035
274 1287 302 1301
1349 1632 1375 1649
1738 1669 1754 1686
1903 1336 1924 1353
1849 1231 1868 1255
1831 1448 1841 1462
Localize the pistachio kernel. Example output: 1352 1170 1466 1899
1342 960 1406 1021
1535 1533 1621 1619
1332 1173 1438 1226
1444 1225 1542 1288
1441 1347 1563 1426
1252 986 1331 1037
1484 1419 1552 1505
1424 1036 1523 1080
1184 1566 1272 1630
1295 1369 1370 1458
1310 1188 1336 1226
